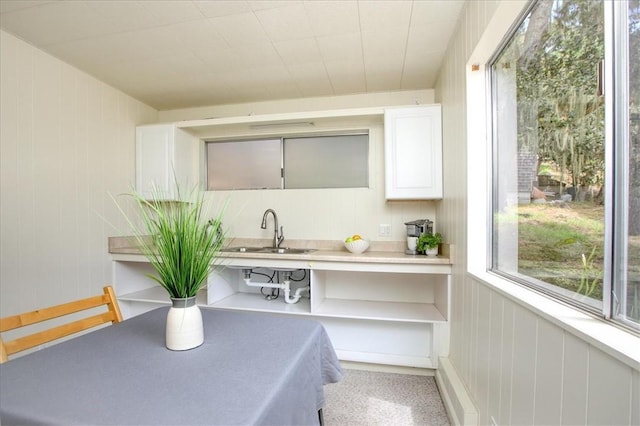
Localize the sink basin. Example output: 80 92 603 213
261 247 316 254
221 246 316 255
221 247 265 253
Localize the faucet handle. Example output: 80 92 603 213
277 226 285 246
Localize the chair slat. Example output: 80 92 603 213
3 312 117 355
0 295 108 332
0 286 122 363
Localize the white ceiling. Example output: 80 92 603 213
0 0 464 111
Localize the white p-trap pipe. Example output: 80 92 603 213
283 281 310 304
241 269 308 304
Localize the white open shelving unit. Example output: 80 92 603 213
111 252 451 369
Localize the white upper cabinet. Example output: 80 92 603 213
384 105 443 200
136 124 199 200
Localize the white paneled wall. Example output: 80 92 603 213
0 30 157 318
435 2 639 426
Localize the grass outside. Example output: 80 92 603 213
510 203 640 309
513 203 606 299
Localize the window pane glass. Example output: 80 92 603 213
283 135 368 189
491 0 605 311
623 0 640 324
207 139 281 190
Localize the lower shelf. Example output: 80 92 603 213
118 286 208 305
118 287 311 315
119 287 444 323
319 316 435 368
315 298 445 323
211 292 311 315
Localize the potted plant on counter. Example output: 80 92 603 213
417 232 442 257
114 184 227 351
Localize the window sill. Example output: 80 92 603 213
468 269 640 371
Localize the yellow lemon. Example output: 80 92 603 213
352 234 361 241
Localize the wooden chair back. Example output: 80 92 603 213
0 286 123 363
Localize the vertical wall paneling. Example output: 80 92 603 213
510 307 537 425
487 291 503 425
0 30 157 320
587 347 632 425
475 284 492 426
533 320 563 425
58 62 78 298
561 332 589 425
498 299 516 425
0 32 20 311
467 264 477 398
75 74 91 298
16 38 35 315
632 370 640 426
33 48 60 306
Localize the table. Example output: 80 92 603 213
0 307 343 425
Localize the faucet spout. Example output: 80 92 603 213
261 209 285 248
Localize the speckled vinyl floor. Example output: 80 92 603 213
323 369 450 426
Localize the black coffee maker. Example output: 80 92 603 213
404 219 434 254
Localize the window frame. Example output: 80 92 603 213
465 0 639 369
608 0 634 329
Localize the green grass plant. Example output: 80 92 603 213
114 185 227 299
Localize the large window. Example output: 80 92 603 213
490 0 639 330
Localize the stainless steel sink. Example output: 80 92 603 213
221 246 316 254
261 247 316 254
220 247 265 253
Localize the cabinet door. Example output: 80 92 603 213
384 105 443 199
136 124 198 200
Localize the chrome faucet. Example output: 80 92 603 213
261 209 284 248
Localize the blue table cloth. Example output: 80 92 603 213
0 307 343 425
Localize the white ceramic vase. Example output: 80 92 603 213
166 296 204 351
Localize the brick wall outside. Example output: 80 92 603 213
518 149 538 195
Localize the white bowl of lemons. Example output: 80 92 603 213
344 235 370 254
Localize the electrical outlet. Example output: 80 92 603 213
379 224 391 237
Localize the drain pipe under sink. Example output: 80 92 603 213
242 269 309 304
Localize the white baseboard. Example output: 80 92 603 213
435 357 479 426
339 360 435 376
